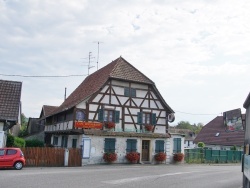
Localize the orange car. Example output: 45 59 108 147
0 148 26 170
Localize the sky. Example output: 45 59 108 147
1 0 250 125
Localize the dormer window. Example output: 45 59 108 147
124 87 136 97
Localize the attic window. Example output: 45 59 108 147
215 132 220 137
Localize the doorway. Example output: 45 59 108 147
141 140 150 161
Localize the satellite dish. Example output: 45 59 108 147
168 113 175 123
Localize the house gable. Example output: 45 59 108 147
194 115 245 147
0 80 22 122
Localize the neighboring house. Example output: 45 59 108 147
44 57 181 164
0 80 22 147
169 127 196 149
194 114 245 151
243 92 250 187
26 105 58 141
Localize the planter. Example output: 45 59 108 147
154 152 167 162
145 125 153 131
173 153 184 163
105 122 116 129
103 152 117 163
126 152 140 163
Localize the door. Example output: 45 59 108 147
141 140 150 161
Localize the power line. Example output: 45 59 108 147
0 73 87 78
175 110 221 116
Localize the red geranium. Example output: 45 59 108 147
105 122 116 129
145 125 153 131
103 152 117 163
155 152 167 162
126 152 140 163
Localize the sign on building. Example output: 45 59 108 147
223 108 243 131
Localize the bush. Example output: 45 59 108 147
14 137 26 147
6 133 14 147
25 139 44 147
197 142 205 148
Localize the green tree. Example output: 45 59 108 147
175 121 204 134
18 113 28 137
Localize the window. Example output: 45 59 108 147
61 136 68 148
104 138 116 152
0 149 4 156
53 136 58 145
173 138 181 153
124 87 136 97
137 112 156 125
72 139 77 148
155 140 165 153
126 139 137 152
98 109 120 123
6 149 17 155
75 110 85 121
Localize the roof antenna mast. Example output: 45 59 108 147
93 41 103 71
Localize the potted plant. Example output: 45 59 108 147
145 125 153 131
173 153 184 162
125 152 140 163
103 152 117 163
154 152 167 162
105 122 116 129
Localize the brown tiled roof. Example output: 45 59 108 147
40 105 58 118
51 57 174 115
194 115 245 147
0 80 22 121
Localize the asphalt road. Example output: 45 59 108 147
0 164 243 188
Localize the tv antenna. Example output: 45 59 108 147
93 41 103 70
81 52 95 75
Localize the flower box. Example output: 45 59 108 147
154 152 167 162
105 122 116 129
103 152 117 163
145 125 153 131
125 152 140 163
173 153 184 162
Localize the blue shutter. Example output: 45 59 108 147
151 113 156 125
131 88 136 97
98 109 104 122
137 112 142 124
155 140 164 153
124 87 129 97
115 110 120 123
127 139 137 152
105 138 116 152
173 138 181 153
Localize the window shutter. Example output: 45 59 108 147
137 112 142 124
177 138 181 153
131 88 136 97
115 110 120 123
98 109 104 122
173 138 177 153
151 113 156 125
104 138 116 152
173 138 181 153
155 140 164 153
124 87 129 97
131 140 137 152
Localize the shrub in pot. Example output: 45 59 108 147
103 152 117 163
126 152 140 163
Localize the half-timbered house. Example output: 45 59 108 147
44 57 179 164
